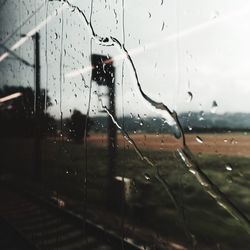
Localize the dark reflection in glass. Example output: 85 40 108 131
0 85 56 138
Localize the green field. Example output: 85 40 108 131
1 137 250 249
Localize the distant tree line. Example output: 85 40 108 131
91 113 250 134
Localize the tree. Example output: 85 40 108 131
0 85 56 137
65 109 93 142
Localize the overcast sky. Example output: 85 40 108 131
1 0 250 119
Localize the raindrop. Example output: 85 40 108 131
127 138 133 144
225 164 233 171
161 21 165 31
189 169 197 175
54 33 58 39
100 37 109 43
144 173 151 181
148 12 152 18
211 101 218 113
137 114 144 126
173 125 181 139
199 111 205 121
187 91 193 103
196 136 203 144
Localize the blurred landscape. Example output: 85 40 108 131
1 86 250 249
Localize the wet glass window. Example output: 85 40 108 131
0 1 250 249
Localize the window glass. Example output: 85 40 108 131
1 1 250 249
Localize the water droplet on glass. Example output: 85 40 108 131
189 169 197 175
161 21 165 31
173 125 181 139
211 101 218 113
188 125 193 131
187 91 193 103
199 111 205 121
225 164 233 171
196 136 203 143
144 173 151 181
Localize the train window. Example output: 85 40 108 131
0 1 250 249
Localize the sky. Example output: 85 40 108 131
1 0 250 119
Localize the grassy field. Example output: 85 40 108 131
1 133 250 249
